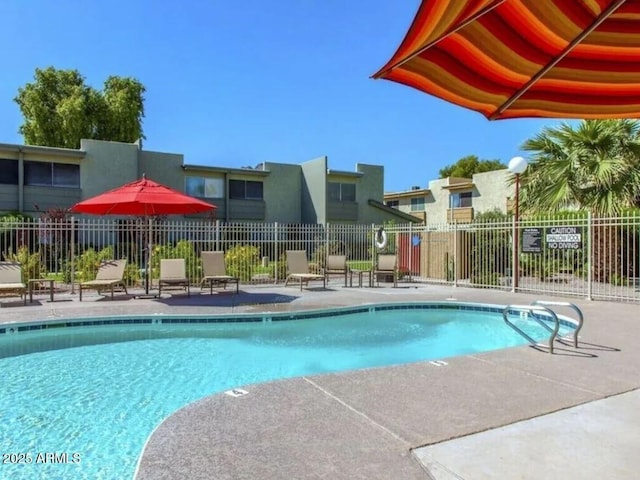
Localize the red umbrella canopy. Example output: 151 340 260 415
373 0 640 120
70 175 216 216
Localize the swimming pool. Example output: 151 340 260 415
0 302 573 480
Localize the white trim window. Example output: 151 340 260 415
410 197 425 211
328 182 356 202
185 176 224 198
450 191 472 208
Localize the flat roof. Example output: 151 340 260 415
327 169 363 178
442 181 474 190
0 142 86 158
182 164 270 176
383 188 430 199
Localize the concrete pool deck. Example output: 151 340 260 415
2 282 639 479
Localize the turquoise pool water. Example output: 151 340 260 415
0 305 571 480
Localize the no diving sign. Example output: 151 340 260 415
546 226 582 250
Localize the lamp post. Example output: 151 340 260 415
508 156 528 290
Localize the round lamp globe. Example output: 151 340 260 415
508 156 528 174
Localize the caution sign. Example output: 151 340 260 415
545 226 582 250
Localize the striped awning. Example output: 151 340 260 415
372 0 640 120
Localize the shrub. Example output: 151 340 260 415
124 263 141 286
225 245 260 282
469 228 510 285
4 246 42 282
470 272 502 286
0 213 36 257
268 252 288 282
73 246 115 282
609 273 626 286
152 240 200 281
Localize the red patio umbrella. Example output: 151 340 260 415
70 175 216 295
373 0 640 120
70 174 215 216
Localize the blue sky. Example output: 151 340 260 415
0 0 561 192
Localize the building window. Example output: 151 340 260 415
185 176 224 198
24 161 80 187
410 197 425 211
450 191 472 208
386 200 399 208
328 182 356 202
0 159 18 185
229 180 263 200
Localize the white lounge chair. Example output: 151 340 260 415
79 259 128 300
373 254 398 287
0 261 27 305
200 251 239 294
324 255 348 287
159 259 190 297
284 250 326 291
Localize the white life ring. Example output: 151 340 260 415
375 228 388 249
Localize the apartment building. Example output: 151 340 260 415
0 139 418 224
383 169 514 224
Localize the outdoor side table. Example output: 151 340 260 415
349 269 372 288
29 279 55 303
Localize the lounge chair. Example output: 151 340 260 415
159 259 190 297
79 259 128 300
284 250 326 291
324 255 348 287
0 261 27 305
373 254 398 287
200 251 239 294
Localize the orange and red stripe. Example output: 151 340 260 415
373 0 640 119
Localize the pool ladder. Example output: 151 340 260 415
502 301 584 354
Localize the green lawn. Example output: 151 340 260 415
347 260 373 270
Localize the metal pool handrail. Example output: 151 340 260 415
502 305 560 354
531 300 583 348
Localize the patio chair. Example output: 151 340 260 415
324 255 348 287
284 250 326 291
0 261 27 305
159 259 190 297
373 254 398 288
79 259 128 301
200 251 239 294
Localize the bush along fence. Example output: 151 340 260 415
0 212 639 302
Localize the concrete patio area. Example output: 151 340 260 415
2 282 639 479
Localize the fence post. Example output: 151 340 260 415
511 216 517 293
587 211 593 301
371 223 376 268
408 222 413 282
453 220 458 287
325 222 330 263
274 222 279 284
146 217 153 294
70 216 76 294
215 219 220 252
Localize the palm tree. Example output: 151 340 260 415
519 119 640 282
519 119 640 214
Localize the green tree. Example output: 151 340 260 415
14 67 145 148
520 119 640 283
98 76 146 142
519 119 640 215
439 155 506 178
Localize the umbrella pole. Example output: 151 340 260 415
134 218 156 299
